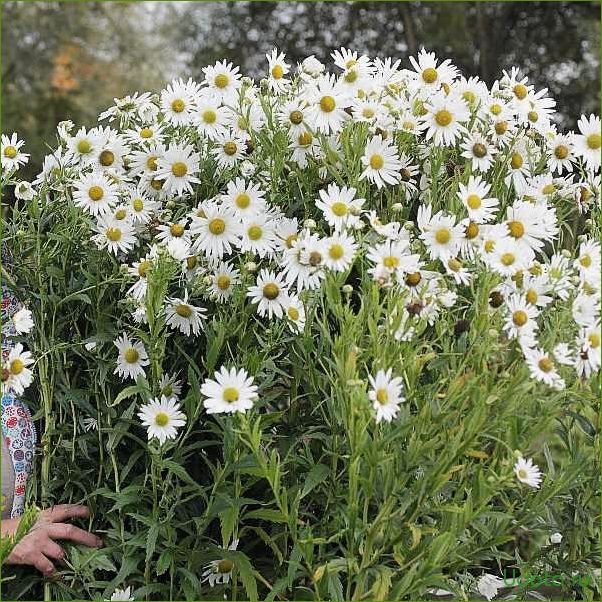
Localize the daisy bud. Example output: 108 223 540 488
15 181 35 201
203 275 213 286
245 261 258 273
119 264 129 274
550 532 562 544
561 249 571 258
260 79 269 94
240 160 254 177
16 229 25 238
241 76 253 88
403 221 414 230
392 203 404 212
304 219 316 230
487 329 498 338
84 341 97 351
342 284 353 294
166 200 176 210
353 221 366 231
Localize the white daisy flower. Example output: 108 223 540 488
93 215 136 255
138 395 186 445
322 232 357 272
284 295 306 333
201 367 258 415
1 343 34 395
514 456 542 489
195 94 230 141
457 175 499 223
368 368 405 423
108 586 134 601
202 540 239 586
114 333 149 381
574 114 601 172
202 60 241 104
239 213 277 258
547 132 575 175
420 93 469 147
315 183 364 231
66 127 101 164
165 294 207 336
208 262 240 302
14 181 35 201
418 206 463 261
160 78 199 126
222 178 266 218
211 132 246 169
408 48 458 89
247 269 289 318
359 135 402 189
460 132 497 172
73 171 119 216
266 48 290 93
503 295 539 342
11 307 34 334
305 73 351 134
155 143 201 196
159 373 183 401
191 203 241 259
524 347 565 390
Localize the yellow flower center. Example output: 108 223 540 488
510 153 523 170
222 387 239 403
466 194 481 210
76 140 92 154
287 306 300 321
147 156 158 171
447 258 462 272
383 255 399 269
329 244 344 260
526 289 538 305
471 143 487 158
513 84 528 100
214 74 229 89
133 198 144 212
289 110 303 125
507 220 525 239
247 225 263 241
512 310 528 327
171 99 185 113
319 95 336 113
154 411 169 427
140 127 153 139
285 234 298 248
434 109 452 127
88 186 104 201
517 468 528 479
99 150 115 166
235 193 251 209
542 183 556 195
554 145 568 159
138 260 151 278
586 133 601 150
208 218 226 235
362 108 375 118
202 110 217 124
538 357 553 373
223 142 238 156
151 178 163 191
175 304 192 318
465 221 479 240
344 69 358 83
217 559 234 573
422 67 438 83
494 121 508 135
376 388 388 404
114 209 127 220
402 120 415 131
588 333 600 348
187 256 198 269
462 90 476 104
9 359 24 375
263 283 280 300
298 132 312 146
217 275 231 290
484 240 495 253
527 110 539 123
580 254 592 268
124 348 140 363
405 272 421 287
435 228 451 244
501 252 515 266
331 202 348 216
171 162 188 177
370 154 384 170
490 103 502 116
170 223 185 237
271 64 284 79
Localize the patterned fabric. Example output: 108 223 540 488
1 393 36 517
2 272 36 518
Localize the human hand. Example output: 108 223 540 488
5 504 103 576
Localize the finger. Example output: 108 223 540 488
32 553 56 577
47 523 102 548
41 504 90 523
42 540 65 562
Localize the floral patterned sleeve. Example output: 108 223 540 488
2 272 37 518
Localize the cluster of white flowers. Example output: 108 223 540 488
2 47 599 437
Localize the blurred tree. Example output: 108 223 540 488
1 1 173 178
